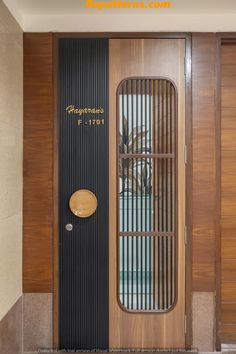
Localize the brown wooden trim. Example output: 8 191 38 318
216 33 236 45
52 32 191 39
185 35 193 350
115 72 180 318
215 33 222 352
120 232 175 237
53 34 59 349
52 32 192 348
120 153 175 159
217 32 236 38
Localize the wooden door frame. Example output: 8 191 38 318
215 32 236 351
52 32 192 350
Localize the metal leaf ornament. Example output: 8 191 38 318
119 116 152 195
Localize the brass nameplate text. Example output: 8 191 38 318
66 105 104 115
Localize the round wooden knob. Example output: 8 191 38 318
69 189 98 218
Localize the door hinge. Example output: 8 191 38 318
184 145 187 164
184 314 187 334
184 225 187 245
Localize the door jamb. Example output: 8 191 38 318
52 32 192 350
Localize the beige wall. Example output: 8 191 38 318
0 0 23 321
21 13 236 32
3 0 236 32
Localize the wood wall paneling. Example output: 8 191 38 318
22 33 221 347
221 43 236 343
221 324 236 344
23 34 53 293
192 34 217 291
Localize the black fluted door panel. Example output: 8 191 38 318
58 39 109 350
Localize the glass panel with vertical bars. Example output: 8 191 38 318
118 78 177 312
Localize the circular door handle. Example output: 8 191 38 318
69 189 98 218
65 223 73 231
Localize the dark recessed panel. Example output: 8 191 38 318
58 38 109 350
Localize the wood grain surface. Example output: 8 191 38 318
221 43 236 343
23 33 53 292
192 34 217 291
109 38 186 349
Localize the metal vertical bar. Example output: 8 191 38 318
149 80 152 309
170 84 173 233
158 80 161 233
168 87 171 308
136 80 139 310
170 85 173 232
161 235 164 310
140 79 143 309
168 85 172 308
163 80 166 309
122 83 125 306
173 83 176 304
144 80 148 309
158 80 161 310
152 80 156 310
156 81 159 310
170 236 173 304
173 237 175 305
126 80 129 309
163 236 166 310
170 85 173 305
159 234 162 310
161 80 165 309
170 84 173 309
168 236 171 308
159 85 163 303
161 80 164 233
131 80 134 310
166 81 169 309
170 85 173 236
166 81 169 231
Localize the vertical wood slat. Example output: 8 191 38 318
23 33 53 293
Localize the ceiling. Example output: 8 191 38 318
3 0 236 31
12 0 236 15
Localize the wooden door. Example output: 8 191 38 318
109 39 186 349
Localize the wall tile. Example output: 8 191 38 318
0 296 22 354
192 292 215 352
23 293 52 352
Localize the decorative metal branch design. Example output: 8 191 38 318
119 116 152 195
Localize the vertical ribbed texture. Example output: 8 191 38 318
59 39 108 350
118 78 176 312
